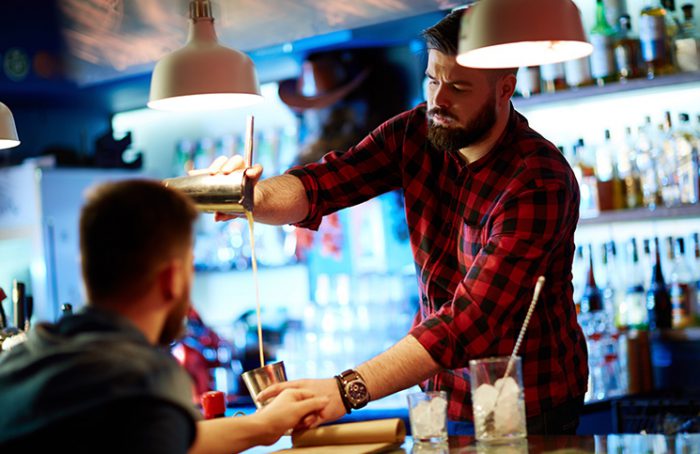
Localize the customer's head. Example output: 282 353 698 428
79 180 198 343
422 8 517 152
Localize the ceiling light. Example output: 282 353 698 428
457 0 593 69
0 102 20 149
148 0 263 111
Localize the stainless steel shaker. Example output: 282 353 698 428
163 116 256 214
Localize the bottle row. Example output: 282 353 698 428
560 110 700 218
573 232 700 333
516 0 700 97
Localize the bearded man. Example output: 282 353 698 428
203 8 588 435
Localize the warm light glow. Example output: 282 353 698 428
0 139 20 149
457 40 593 68
457 0 591 69
147 93 263 112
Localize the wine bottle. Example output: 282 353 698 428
582 244 605 314
647 237 673 330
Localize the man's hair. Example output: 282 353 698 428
422 8 517 79
80 179 198 304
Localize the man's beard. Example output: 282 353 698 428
427 96 497 152
159 295 189 346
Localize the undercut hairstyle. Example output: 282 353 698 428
422 7 518 79
80 179 198 304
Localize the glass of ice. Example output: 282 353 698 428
407 390 448 445
469 356 527 443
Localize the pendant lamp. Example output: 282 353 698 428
457 0 593 68
148 0 262 111
0 102 20 149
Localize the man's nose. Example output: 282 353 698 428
431 83 451 109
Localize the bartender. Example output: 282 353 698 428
211 8 588 434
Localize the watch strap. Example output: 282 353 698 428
334 374 352 414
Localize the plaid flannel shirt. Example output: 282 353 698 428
287 103 588 420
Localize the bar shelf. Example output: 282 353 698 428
513 71 700 109
578 204 700 226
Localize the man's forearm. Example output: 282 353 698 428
191 417 267 454
357 335 442 401
252 174 309 225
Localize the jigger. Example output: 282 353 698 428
163 115 255 214
241 361 287 408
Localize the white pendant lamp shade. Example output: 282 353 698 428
457 0 593 69
148 1 262 111
0 102 20 149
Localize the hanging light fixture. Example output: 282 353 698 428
0 102 20 149
457 0 593 69
148 0 263 111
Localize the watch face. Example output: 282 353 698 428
347 380 368 405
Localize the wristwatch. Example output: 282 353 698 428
335 369 370 413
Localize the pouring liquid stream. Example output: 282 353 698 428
245 210 265 369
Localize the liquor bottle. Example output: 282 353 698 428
693 232 700 319
601 242 622 327
595 130 625 211
658 112 681 207
624 238 649 329
590 0 618 86
541 62 567 93
581 244 605 314
617 126 644 208
614 14 644 81
573 244 587 310
604 0 629 33
11 280 25 331
675 3 700 71
635 117 662 209
669 237 695 328
573 138 600 218
647 237 673 330
60 303 73 317
515 66 541 98
639 0 677 78
565 57 594 88
0 287 7 330
676 113 700 205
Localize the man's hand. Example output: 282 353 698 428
189 155 264 221
250 388 330 446
256 378 347 426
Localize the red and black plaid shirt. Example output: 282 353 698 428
287 103 588 421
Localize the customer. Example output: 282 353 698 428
0 180 328 453
205 8 588 435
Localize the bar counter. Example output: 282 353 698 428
247 433 700 453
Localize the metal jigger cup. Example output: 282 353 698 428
241 361 287 408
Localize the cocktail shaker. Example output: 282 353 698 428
163 116 255 214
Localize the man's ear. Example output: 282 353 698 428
498 73 517 106
158 259 184 303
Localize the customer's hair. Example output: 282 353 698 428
422 7 517 79
80 179 198 304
